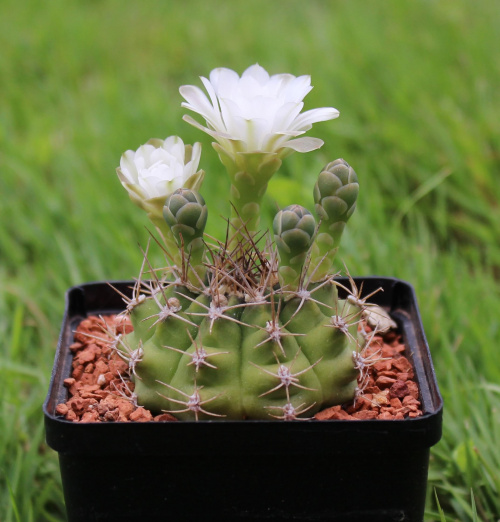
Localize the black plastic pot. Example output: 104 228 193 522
44 277 442 522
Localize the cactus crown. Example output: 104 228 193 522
112 65 388 421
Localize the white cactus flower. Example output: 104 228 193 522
117 136 204 214
179 64 339 157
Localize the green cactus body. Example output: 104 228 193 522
120 273 365 420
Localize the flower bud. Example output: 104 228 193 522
273 205 316 258
313 159 358 226
163 189 208 247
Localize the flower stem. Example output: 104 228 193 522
147 213 183 267
229 178 267 243
213 145 282 246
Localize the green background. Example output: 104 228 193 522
1 1 499 519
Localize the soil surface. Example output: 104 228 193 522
56 315 422 422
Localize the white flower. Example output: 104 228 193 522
117 136 204 214
179 64 339 157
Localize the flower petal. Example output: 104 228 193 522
242 63 270 85
292 107 339 131
201 76 222 114
119 150 139 183
183 114 231 140
180 85 223 130
279 74 313 102
283 137 324 153
209 67 240 97
272 102 304 133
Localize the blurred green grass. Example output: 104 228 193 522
1 0 499 520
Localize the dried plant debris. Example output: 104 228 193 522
56 315 422 422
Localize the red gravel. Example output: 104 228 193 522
56 315 177 423
56 315 422 422
315 327 423 420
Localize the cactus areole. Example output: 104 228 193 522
112 65 391 421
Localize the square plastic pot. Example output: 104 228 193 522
44 277 443 522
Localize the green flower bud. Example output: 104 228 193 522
163 189 208 247
309 160 359 282
273 205 316 258
314 159 359 227
273 205 316 289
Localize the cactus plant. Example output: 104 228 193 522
113 64 389 420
